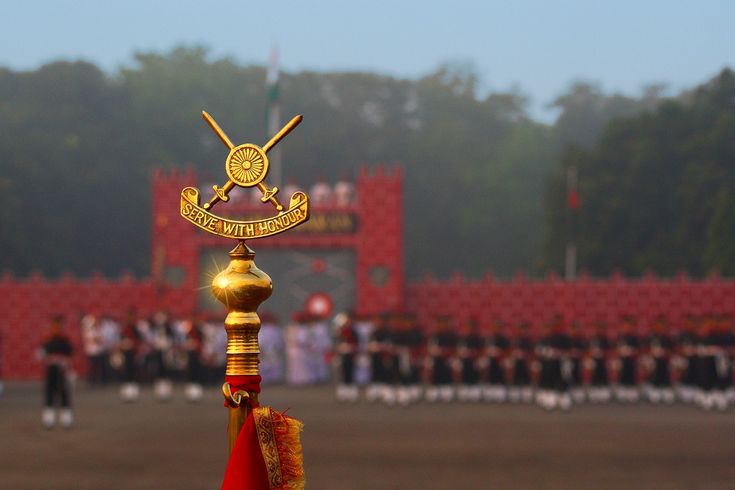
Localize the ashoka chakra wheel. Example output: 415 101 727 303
225 144 269 187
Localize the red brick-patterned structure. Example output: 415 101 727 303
2 166 734 379
406 271 735 335
0 271 159 379
0 166 404 379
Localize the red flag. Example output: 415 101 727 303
222 406 305 490
567 189 580 210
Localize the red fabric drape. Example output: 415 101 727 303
225 375 262 394
221 412 269 490
224 375 262 408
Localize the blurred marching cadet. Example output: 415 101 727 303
80 313 104 386
150 311 174 401
456 317 483 402
644 317 675 404
536 316 572 411
676 315 700 403
425 316 457 403
118 309 142 402
483 320 509 403
508 322 534 403
614 316 640 403
286 312 313 386
365 313 392 402
333 311 360 402
586 321 612 403
391 313 424 406
404 313 425 404
695 316 728 410
181 315 204 402
352 313 376 385
333 173 354 206
258 311 285 385
0 330 3 397
381 313 402 405
310 176 332 205
40 315 74 429
567 322 586 403
716 316 735 404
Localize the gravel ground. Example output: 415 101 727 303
1 383 734 489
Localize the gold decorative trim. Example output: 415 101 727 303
253 407 283 489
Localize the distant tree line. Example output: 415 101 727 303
546 69 735 276
0 46 731 278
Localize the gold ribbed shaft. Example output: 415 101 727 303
225 311 261 375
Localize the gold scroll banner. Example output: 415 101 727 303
181 187 310 239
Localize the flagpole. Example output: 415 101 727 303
267 44 282 188
565 165 578 281
181 109 307 487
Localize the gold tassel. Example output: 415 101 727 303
272 410 305 490
254 407 305 490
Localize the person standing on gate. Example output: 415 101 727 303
40 315 75 429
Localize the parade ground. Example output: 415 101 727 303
2 384 735 490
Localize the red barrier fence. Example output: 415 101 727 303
0 271 163 379
2 269 734 380
406 271 735 334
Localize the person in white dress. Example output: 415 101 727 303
286 312 313 386
259 312 285 385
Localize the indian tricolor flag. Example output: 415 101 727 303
267 45 282 187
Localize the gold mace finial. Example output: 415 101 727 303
178 111 310 427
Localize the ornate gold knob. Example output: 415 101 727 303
211 241 273 376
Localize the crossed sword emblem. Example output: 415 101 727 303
201 111 303 212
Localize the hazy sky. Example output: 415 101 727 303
3 0 734 120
